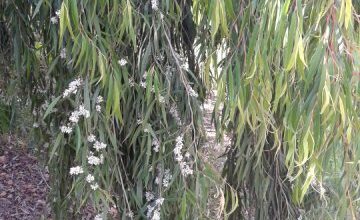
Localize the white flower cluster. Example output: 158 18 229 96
93 141 107 151
86 174 95 183
60 48 66 59
87 137 106 165
186 85 198 98
169 104 182 125
63 78 82 98
68 136 106 192
126 210 134 218
59 103 89 134
90 183 99 190
152 138 160 152
174 135 193 176
140 72 148 88
87 134 96 142
50 9 61 24
158 95 165 104
145 191 155 201
146 197 164 220
69 166 84 175
118 58 128 66
60 125 73 134
69 105 90 123
151 0 159 11
88 155 104 165
140 81 147 88
162 169 172 188
94 214 103 220
96 96 103 112
50 16 58 24
174 136 184 161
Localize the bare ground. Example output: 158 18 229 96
201 92 230 220
0 135 50 220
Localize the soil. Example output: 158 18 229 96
0 135 50 220
201 91 230 220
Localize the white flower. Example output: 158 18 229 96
147 205 155 219
78 105 90 118
151 209 160 220
69 111 80 123
158 95 165 104
185 152 191 158
93 141 107 151
60 48 66 59
63 78 82 98
90 183 99 190
69 78 82 89
155 176 161 185
94 214 102 220
152 138 160 152
173 135 193 176
174 135 184 161
88 155 102 165
187 86 198 98
163 169 172 188
144 126 150 133
63 89 73 97
169 104 182 125
86 174 95 183
155 197 164 206
140 81 147 88
118 58 128 66
145 191 154 201
176 136 183 144
60 125 72 134
50 16 58 24
126 211 134 218
69 166 84 175
179 161 193 176
96 96 103 103
33 123 39 128
96 105 101 112
55 10 61 17
151 0 159 11
87 134 96 142
174 153 183 162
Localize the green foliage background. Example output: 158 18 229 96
1 0 359 219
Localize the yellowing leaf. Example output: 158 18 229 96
345 0 352 29
298 35 307 67
339 97 346 123
320 84 330 114
285 32 299 71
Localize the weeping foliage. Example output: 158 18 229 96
1 0 360 219
2 0 222 219
213 0 360 219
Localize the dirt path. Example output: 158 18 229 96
0 136 50 220
201 92 230 220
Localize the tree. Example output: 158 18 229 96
1 0 359 219
214 0 360 219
